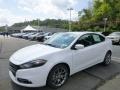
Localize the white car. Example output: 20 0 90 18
9 32 112 88
44 35 51 41
44 33 56 41
107 32 120 45
11 33 26 38
28 33 42 40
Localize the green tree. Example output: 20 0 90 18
78 0 120 32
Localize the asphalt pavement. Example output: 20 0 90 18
0 36 120 90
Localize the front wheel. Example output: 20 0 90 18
47 64 69 88
102 52 112 65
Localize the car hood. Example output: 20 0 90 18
10 44 62 65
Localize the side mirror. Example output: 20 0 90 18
75 44 84 50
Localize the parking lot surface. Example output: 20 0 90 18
0 36 120 90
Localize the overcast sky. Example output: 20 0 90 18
0 0 92 26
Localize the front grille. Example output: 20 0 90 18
9 62 20 76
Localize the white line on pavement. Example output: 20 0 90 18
112 57 120 60
112 57 120 63
0 38 3 54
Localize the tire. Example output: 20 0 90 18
102 52 112 65
47 64 69 88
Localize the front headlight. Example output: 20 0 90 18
20 59 47 69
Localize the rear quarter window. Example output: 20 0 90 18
92 34 105 44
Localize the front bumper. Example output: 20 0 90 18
9 66 50 87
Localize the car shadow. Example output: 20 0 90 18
11 81 53 90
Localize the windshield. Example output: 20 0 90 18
44 33 77 48
109 32 120 36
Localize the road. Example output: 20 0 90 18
0 36 120 90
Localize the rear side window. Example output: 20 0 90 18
92 34 105 44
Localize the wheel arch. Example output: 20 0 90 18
46 62 70 88
46 62 70 83
48 62 70 76
107 50 112 55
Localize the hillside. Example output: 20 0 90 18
12 19 69 29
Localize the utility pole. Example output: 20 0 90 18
103 18 108 32
67 8 73 32
38 19 40 32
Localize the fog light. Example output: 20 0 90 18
17 78 32 84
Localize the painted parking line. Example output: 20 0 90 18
112 57 120 60
0 38 3 54
112 57 120 62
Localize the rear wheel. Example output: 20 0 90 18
47 64 69 88
103 52 112 65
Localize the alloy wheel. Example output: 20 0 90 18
47 64 69 88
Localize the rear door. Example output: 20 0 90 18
91 34 106 62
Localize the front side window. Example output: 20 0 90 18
76 34 94 47
44 33 78 48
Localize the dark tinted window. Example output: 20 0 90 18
99 35 105 41
76 34 94 47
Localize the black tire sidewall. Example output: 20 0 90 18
103 52 111 65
